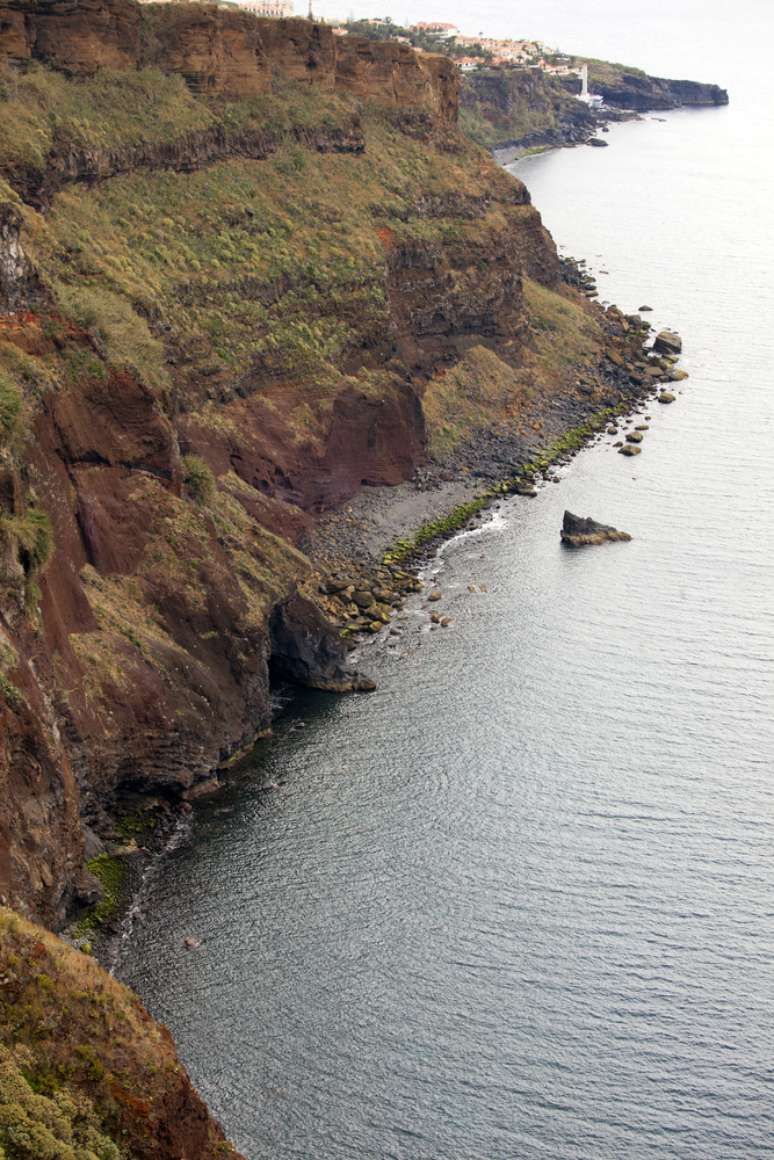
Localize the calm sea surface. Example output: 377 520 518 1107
118 15 774 1158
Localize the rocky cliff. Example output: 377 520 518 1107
581 58 729 111
0 1 457 117
0 907 243 1158
460 68 596 151
461 61 728 152
0 0 562 928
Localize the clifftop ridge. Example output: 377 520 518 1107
0 0 458 119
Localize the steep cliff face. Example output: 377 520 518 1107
0 0 141 72
460 68 596 151
0 907 243 1158
0 0 569 925
582 59 729 111
461 62 728 152
0 1 459 118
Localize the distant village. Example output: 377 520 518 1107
138 0 592 90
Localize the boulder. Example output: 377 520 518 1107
427 589 442 602
626 431 644 443
560 511 632 547
619 444 641 456
319 576 352 594
589 138 609 147
658 391 676 404
352 589 374 609
639 305 653 311
653 329 682 355
668 368 689 382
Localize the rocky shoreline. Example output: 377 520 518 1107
78 275 690 969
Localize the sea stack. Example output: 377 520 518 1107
560 511 632 547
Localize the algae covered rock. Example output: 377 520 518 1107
619 443 642 456
560 511 632 547
658 391 677 404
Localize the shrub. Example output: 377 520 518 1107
0 374 21 445
182 455 215 506
12 508 52 575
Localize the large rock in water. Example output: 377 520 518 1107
653 329 682 355
561 510 632 547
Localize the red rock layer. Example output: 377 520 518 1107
0 0 459 122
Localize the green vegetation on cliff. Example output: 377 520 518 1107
0 1 609 934
459 68 595 150
0 909 240 1159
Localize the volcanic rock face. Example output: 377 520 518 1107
0 0 568 925
0 0 459 120
0 0 142 72
586 70 728 111
270 592 376 692
561 511 632 547
461 67 597 151
0 205 41 312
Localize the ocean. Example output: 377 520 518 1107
118 6 774 1157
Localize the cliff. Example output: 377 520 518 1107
0 0 563 928
460 68 596 151
580 58 729 111
461 61 728 153
0 1 457 116
0 907 243 1158
0 5 688 1149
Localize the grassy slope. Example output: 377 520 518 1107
5 67 520 406
459 70 589 149
0 61 603 709
0 909 238 1160
581 57 647 88
423 277 603 458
